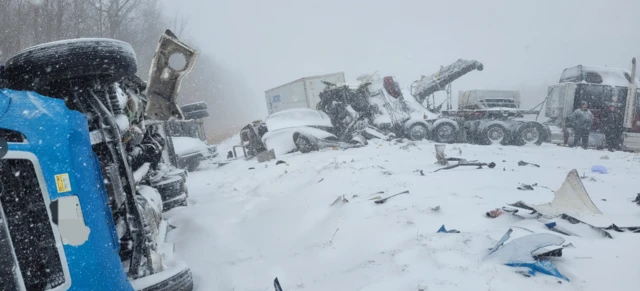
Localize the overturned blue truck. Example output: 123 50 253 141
1 31 197 291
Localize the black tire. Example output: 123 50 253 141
406 123 429 141
433 122 457 143
293 133 318 153
181 102 208 113
184 109 210 120
513 122 545 146
138 267 194 291
4 39 137 90
481 123 509 145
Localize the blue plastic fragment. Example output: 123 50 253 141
591 165 608 174
545 222 557 229
437 225 460 233
506 260 570 282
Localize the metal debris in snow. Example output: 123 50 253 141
374 190 409 204
518 161 540 167
432 162 496 173
517 184 535 191
276 160 287 165
330 195 349 206
436 225 460 233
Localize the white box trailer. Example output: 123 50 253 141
265 72 345 115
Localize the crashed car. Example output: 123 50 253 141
172 136 216 171
238 108 372 158
317 73 435 141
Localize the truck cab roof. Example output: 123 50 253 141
560 65 639 86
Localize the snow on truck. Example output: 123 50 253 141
265 72 345 115
544 59 640 151
0 31 197 291
316 59 549 146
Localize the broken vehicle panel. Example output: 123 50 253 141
145 30 199 121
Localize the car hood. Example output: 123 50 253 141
172 136 209 156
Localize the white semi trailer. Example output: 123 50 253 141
265 72 345 115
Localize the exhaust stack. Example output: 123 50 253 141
624 57 637 129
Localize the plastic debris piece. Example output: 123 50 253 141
486 208 504 218
505 260 570 282
591 165 607 174
437 224 460 233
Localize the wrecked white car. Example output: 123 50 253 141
261 108 366 155
172 136 216 171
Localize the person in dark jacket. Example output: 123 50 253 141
570 101 594 149
602 104 624 151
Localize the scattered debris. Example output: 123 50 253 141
317 178 324 183
352 194 359 199
601 198 607 201
248 167 255 170
274 277 283 291
435 144 448 165
517 184 535 191
486 208 504 218
276 160 287 165
485 230 569 281
431 206 441 212
518 161 540 167
591 165 607 174
559 214 612 238
433 162 496 172
330 195 349 206
600 155 610 160
374 190 410 204
437 225 460 233
634 194 640 206
382 170 393 176
533 169 603 216
533 248 563 260
603 224 640 233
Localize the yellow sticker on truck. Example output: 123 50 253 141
55 173 72 193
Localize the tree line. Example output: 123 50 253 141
0 0 258 142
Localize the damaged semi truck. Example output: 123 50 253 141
0 30 197 291
544 58 640 151
317 59 550 146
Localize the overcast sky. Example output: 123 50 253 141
162 0 640 119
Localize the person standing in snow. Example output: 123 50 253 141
602 103 624 151
570 101 593 149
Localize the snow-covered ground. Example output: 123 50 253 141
165 139 640 291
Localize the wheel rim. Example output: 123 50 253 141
295 136 311 152
437 124 454 141
409 125 427 140
521 127 540 144
487 126 505 144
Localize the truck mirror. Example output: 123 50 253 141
50 196 90 246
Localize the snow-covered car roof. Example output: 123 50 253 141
172 136 210 156
265 108 333 131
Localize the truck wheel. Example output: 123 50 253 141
181 102 208 113
514 123 545 146
3 39 137 91
482 124 509 145
433 122 457 143
407 124 428 141
293 133 319 153
183 109 210 120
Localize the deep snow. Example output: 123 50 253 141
165 139 640 291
